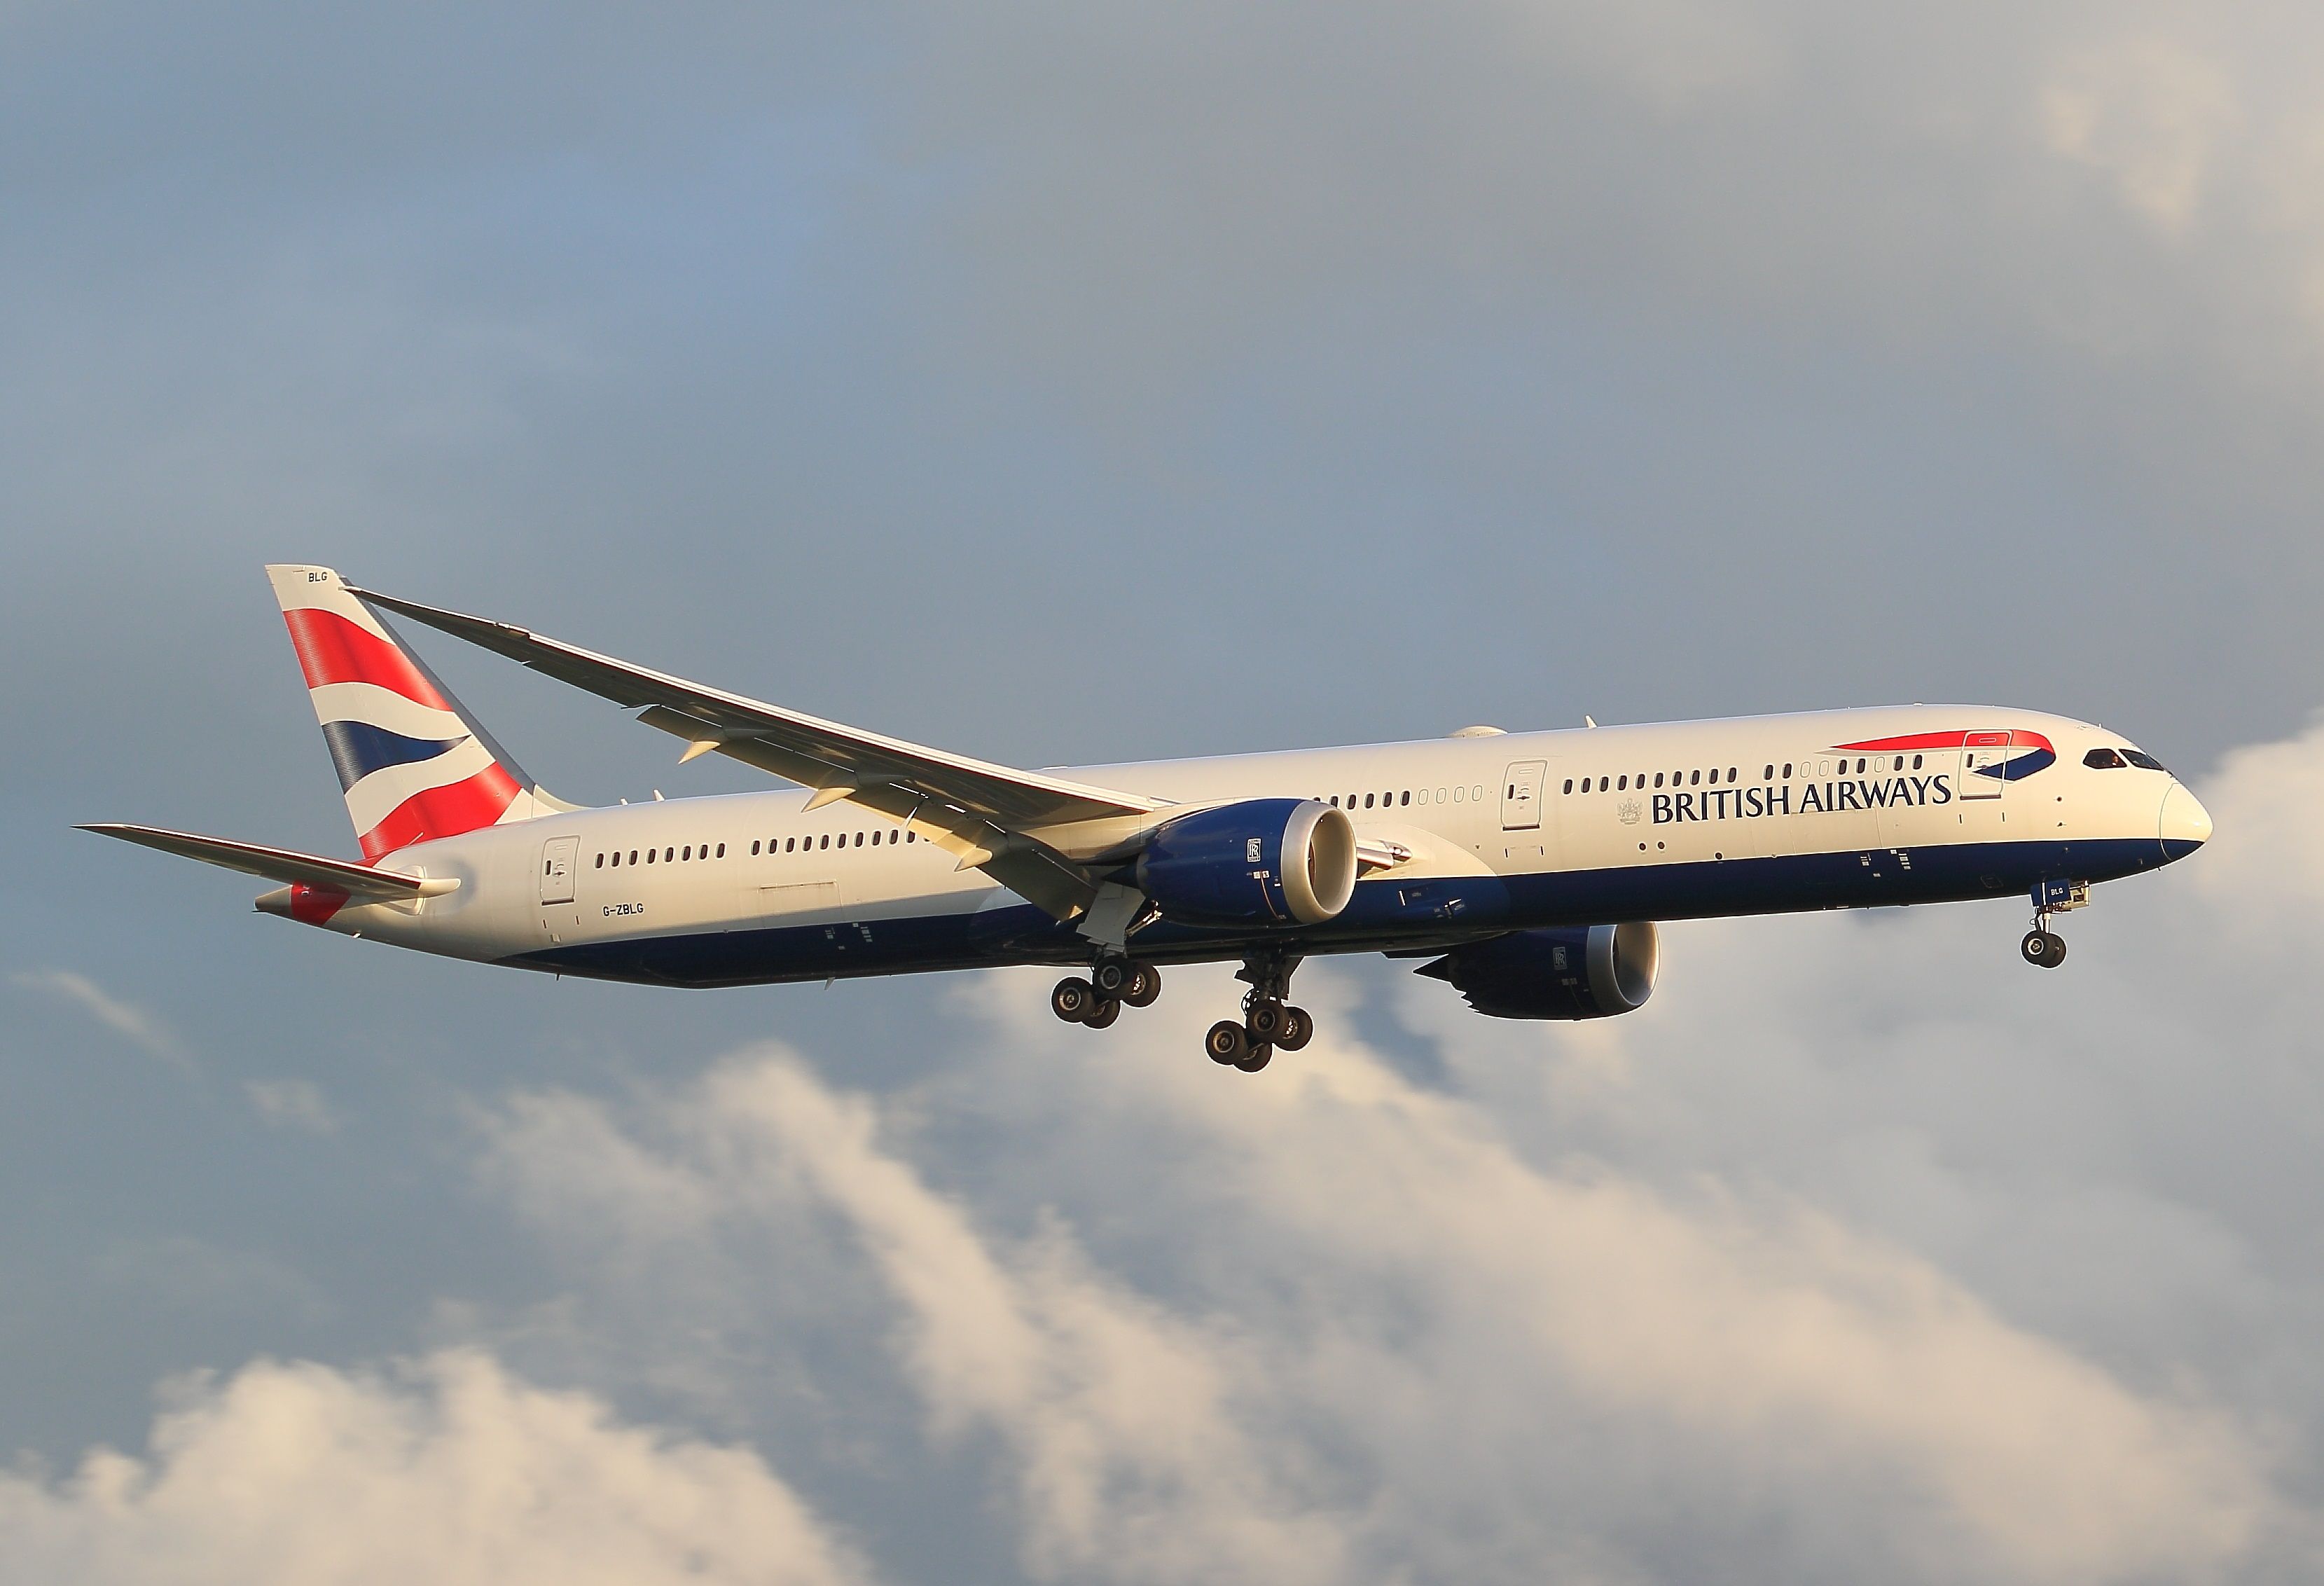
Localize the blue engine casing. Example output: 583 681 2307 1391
1135 798 1357 927
1416 923 1659 1019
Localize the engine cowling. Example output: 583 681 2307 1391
1416 923 1659 1019
1135 798 1357 927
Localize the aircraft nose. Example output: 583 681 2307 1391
2159 781 2212 860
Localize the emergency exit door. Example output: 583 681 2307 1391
1502 761 1547 830
539 836 579 905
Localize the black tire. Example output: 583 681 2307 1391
1205 1020 1249 1066
1121 963 1162 1008
2040 932 2068 968
1084 998 1121 1029
1092 960 1129 996
2021 931 2048 967
1247 1000 1286 1042
1236 1044 1273 1073
1276 1006 1313 1051
1051 977 1097 1022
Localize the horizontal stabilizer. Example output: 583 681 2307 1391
77 824 453 901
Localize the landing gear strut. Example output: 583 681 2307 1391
2021 878 2086 970
1052 959 1161 1030
1207 951 1312 1074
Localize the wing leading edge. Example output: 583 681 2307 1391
347 586 1169 920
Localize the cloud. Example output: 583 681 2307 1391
11 970 191 1073
244 1079 336 1135
475 1005 2295 1584
0 1350 871 1586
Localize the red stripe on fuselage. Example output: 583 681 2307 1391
1834 729 2055 754
282 607 453 709
359 764 522 860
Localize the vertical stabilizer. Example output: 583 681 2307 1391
265 565 575 860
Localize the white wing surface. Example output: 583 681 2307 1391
348 586 1168 920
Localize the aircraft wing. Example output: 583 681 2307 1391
78 824 448 901
348 586 1168 920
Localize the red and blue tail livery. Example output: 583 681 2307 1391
264 565 567 860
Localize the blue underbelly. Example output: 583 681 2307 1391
510 836 2169 988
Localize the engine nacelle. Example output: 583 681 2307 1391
1135 798 1357 927
1417 923 1659 1019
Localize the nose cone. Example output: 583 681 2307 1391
2160 782 2212 860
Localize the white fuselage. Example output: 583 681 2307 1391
287 705 2206 987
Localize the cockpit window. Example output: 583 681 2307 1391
2083 747 2126 768
2123 749 2169 771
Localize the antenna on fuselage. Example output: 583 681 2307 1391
1584 715 1598 729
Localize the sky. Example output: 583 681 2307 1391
5 1 2324 1580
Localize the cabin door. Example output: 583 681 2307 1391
539 836 579 906
1502 760 1548 830
1958 731 2010 801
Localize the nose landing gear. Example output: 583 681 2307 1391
2021 878 2087 970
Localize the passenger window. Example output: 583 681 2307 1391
1783 763 1792 778
646 849 656 864
1561 779 1572 794
594 853 603 868
1364 793 1375 808
1329 795 1339 806
1617 775 1627 791
1912 754 1923 770
1763 764 1773 780
717 843 726 857
1689 770 1701 786
751 841 761 855
628 850 638 865
1400 790 1411 806
819 834 829 850
2083 747 2127 769
684 846 693 861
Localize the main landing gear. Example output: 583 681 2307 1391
1051 958 1162 1031
1205 952 1312 1075
1049 951 1314 1077
2021 878 2088 970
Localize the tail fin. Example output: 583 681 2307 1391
265 565 575 860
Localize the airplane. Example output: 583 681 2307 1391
83 566 2213 1073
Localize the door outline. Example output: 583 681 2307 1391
539 836 580 905
1959 731 2010 801
1502 760 1548 831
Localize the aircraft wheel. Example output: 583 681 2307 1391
1052 977 1098 1022
1084 997 1121 1029
1121 963 1162 1008
2020 930 2067 968
1091 959 1130 997
1275 1006 1313 1051
1205 1020 1249 1066
1236 1043 1273 1073
1246 1000 1287 1042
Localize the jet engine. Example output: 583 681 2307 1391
1416 923 1659 1019
1135 798 1357 927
